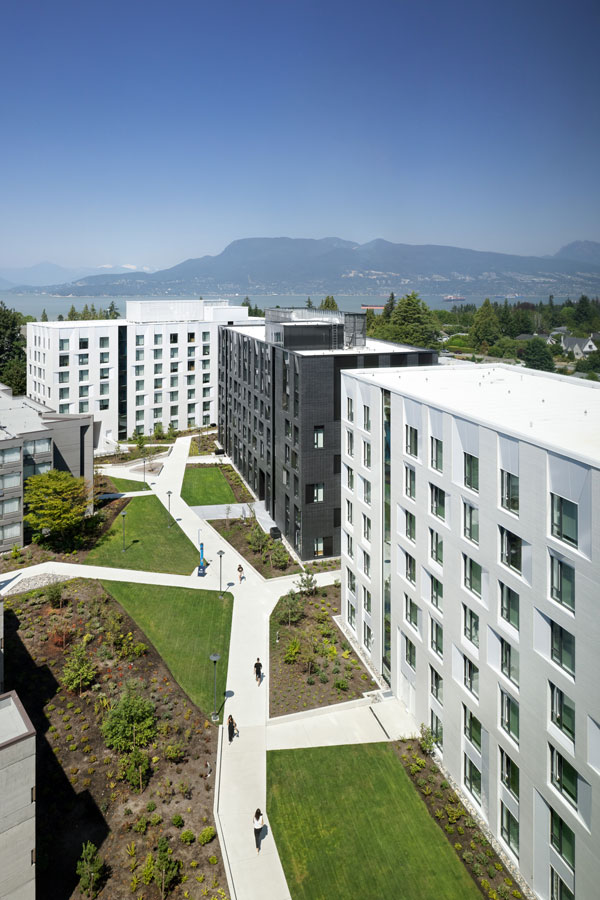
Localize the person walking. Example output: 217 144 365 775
227 714 238 745
254 657 262 685
237 564 244 583
253 808 264 853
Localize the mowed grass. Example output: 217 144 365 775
109 477 150 492
85 496 198 574
181 466 236 506
268 743 482 900
102 581 233 719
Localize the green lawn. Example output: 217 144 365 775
268 744 481 900
85 496 198 574
103 581 232 718
109 477 150 493
181 466 236 506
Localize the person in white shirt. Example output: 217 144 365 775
253 808 264 853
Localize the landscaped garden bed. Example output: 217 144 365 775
393 730 526 900
269 577 377 716
189 433 218 456
303 557 340 574
3 578 230 899
268 743 482 900
184 464 254 504
209 517 302 578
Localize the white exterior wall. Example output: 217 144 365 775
27 301 252 451
340 365 600 900
0 694 36 900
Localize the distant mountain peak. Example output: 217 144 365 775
554 240 600 265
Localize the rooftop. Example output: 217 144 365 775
345 363 600 467
223 322 428 356
0 386 52 440
29 298 252 327
0 692 35 746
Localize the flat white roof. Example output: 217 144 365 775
224 323 424 356
0 390 52 439
345 363 600 468
0 694 34 746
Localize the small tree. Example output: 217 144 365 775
24 469 91 549
47 581 64 609
76 841 105 898
61 643 97 695
270 541 290 570
101 690 157 752
154 836 181 899
154 422 164 439
135 431 146 453
523 337 555 372
295 571 317 596
124 748 152 793
247 523 268 554
166 422 177 440
277 590 304 627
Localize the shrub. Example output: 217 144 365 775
198 826 216 846
61 643 97 695
150 813 162 826
76 841 105 898
47 582 64 609
101 690 156 752
418 723 435 755
171 814 184 828
208 855 217 865
132 816 148 834
283 638 301 664
153 836 181 897
180 829 195 845
306 676 315 685
334 679 348 691
141 853 155 885
319 673 329 684
124 749 151 793
147 800 157 812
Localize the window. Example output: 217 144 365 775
79 385 89 398
464 754 481 802
0 497 20 516
135 379 144 392
500 583 519 629
363 587 371 613
464 657 479 697
363 479 371 505
500 803 519 857
99 383 109 396
346 499 353 524
464 453 479 491
405 465 416 500
282 468 290 488
464 502 479 543
153 408 162 419
59 338 69 351
501 691 519 743
78 353 88 365
99 399 109 411
405 595 418 629
154 334 163 346
405 510 415 542
431 710 443 747
362 550 370 577
464 706 482 750
550 684 575 741
363 514 371 542
500 526 523 573
135 365 144 376
550 747 578 807
464 556 482 597
347 397 354 422
79 401 89 413
311 483 323 503
79 369 89 382
463 605 479 648
23 438 51 455
135 335 144 347
431 619 443 657
363 441 371 468
550 809 575 870
430 529 443 565
58 387 69 400
501 639 519 686
500 748 519 799
364 622 373 652
154 348 163 360
405 425 418 457
405 636 416 670
170 333 178 344
99 352 109 364
346 465 354 491
0 522 20 541
202 331 209 342
551 622 575 676
58 403 70 414
155 364 163 375
79 337 88 350
0 446 21 465
58 371 69 383
346 429 354 457
0 472 20 490
430 484 445 520
59 353 71 368
501 470 519 514
313 426 324 448
551 494 578 547
346 533 354 560
431 575 443 610
347 568 356 594
187 347 195 358
170 347 179 359
187 389 196 400
406 553 416 585
430 666 443 704
347 599 356 630
551 869 574 900
99 336 109 348
363 405 371 431
550 556 575 611
431 436 443 471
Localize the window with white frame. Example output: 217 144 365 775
405 635 416 670
430 666 443 704
431 436 443 471
431 619 443 657
550 555 575 611
405 510 416 542
405 424 418 457
463 605 479 648
463 502 479 544
501 638 519 686
464 705 482 750
464 754 481 803
463 656 478 697
550 746 578 808
464 555 482 597
405 594 418 630
363 440 371 468
551 494 578 548
363 514 371 541
464 452 479 491
430 484 445 520
363 621 373 651
363 587 371 613
501 690 519 743
500 803 519 857
405 465 416 500
501 469 519 514
500 748 519 799
430 529 443 565
550 683 575 742
500 582 519 630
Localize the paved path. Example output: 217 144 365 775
1 434 417 900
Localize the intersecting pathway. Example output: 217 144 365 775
0 435 417 900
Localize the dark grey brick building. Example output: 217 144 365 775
218 309 437 560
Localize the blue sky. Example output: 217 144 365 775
1 0 598 268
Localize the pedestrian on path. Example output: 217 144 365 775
227 714 238 744
254 658 262 685
237 564 244 583
253 809 264 853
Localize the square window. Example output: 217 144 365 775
154 333 163 345
79 337 88 350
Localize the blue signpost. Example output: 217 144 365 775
198 541 206 577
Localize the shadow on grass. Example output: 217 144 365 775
4 611 108 900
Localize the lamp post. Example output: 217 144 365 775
142 453 146 487
167 490 173 527
217 549 225 595
121 510 127 552
209 652 221 723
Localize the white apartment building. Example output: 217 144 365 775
27 299 255 451
340 363 599 900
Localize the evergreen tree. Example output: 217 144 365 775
497 299 513 336
67 304 78 320
306 297 314 308
382 292 395 320
57 314 64 321
523 337 554 372
469 298 501 348
89 303 97 319
81 303 90 319
319 295 338 310
0 354 26 394
41 308 48 322
76 842 105 898
389 292 439 347
107 300 120 319
61 643 97 695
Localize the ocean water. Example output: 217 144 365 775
1 291 558 321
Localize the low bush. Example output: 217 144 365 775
198 826 216 846
180 829 195 845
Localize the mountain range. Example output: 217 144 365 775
0 262 153 289
3 238 600 300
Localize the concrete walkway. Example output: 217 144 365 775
1 434 417 900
